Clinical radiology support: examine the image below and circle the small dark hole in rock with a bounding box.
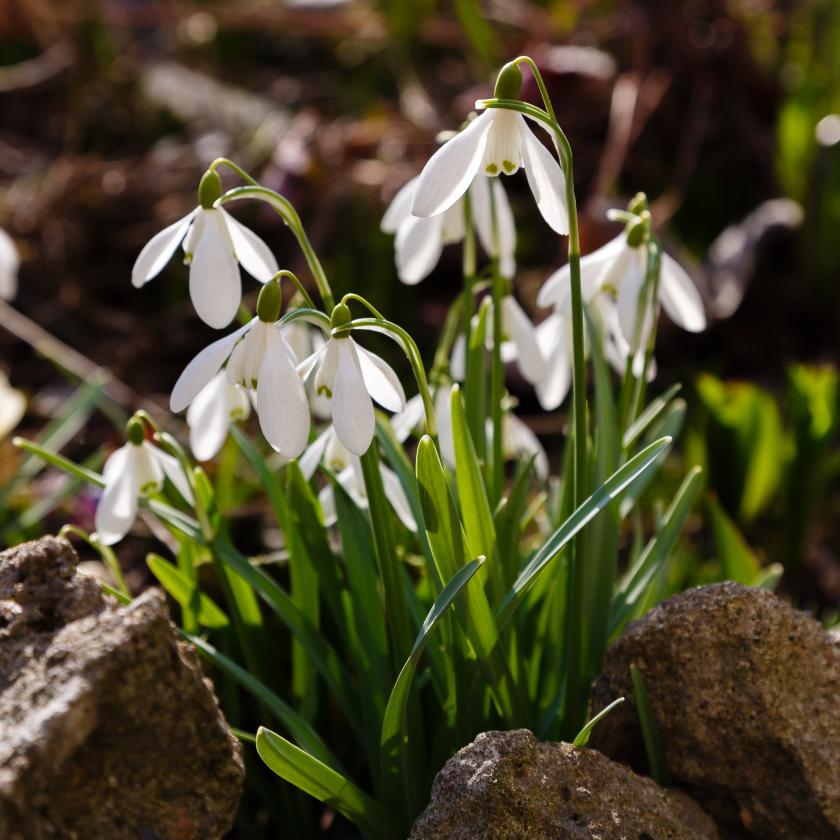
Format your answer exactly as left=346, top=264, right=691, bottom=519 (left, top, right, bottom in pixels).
left=561, top=786, right=570, bottom=801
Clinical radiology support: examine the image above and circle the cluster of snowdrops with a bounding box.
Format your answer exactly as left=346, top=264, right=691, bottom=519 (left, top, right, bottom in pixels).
left=17, top=58, right=708, bottom=836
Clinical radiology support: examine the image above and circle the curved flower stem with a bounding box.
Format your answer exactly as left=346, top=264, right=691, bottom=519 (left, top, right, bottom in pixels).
left=59, top=524, right=130, bottom=597
left=480, top=66, right=590, bottom=733
left=274, top=270, right=316, bottom=311
left=219, top=185, right=335, bottom=311
left=341, top=293, right=386, bottom=321
left=210, top=157, right=259, bottom=186
left=278, top=307, right=331, bottom=332
left=349, top=317, right=437, bottom=441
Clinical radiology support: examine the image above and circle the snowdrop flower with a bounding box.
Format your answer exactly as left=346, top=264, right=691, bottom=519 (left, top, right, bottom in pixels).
left=170, top=280, right=310, bottom=458
left=488, top=412, right=549, bottom=481
left=0, top=371, right=25, bottom=439
left=186, top=372, right=251, bottom=461
left=300, top=425, right=416, bottom=531
left=411, top=65, right=568, bottom=235
left=393, top=386, right=455, bottom=467
left=95, top=419, right=194, bottom=546
left=450, top=295, right=546, bottom=387
left=0, top=227, right=19, bottom=300
left=537, top=218, right=706, bottom=352
left=297, top=304, right=406, bottom=456
left=381, top=172, right=516, bottom=283
left=131, top=170, right=278, bottom=328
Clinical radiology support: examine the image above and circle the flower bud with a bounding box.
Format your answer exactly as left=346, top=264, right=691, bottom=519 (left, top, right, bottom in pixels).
left=256, top=279, right=282, bottom=322
left=494, top=61, right=523, bottom=100
left=198, top=169, right=223, bottom=209
left=126, top=417, right=145, bottom=446
left=627, top=191, right=648, bottom=216
left=330, top=303, right=352, bottom=331
left=625, top=210, right=651, bottom=248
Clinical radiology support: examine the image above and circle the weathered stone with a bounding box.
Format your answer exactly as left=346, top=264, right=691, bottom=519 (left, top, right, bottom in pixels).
left=409, top=729, right=718, bottom=839
left=590, top=582, right=840, bottom=838
left=0, top=536, right=244, bottom=839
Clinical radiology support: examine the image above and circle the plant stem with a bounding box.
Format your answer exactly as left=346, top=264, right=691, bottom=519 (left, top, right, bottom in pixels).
left=488, top=185, right=504, bottom=504
left=462, top=189, right=476, bottom=349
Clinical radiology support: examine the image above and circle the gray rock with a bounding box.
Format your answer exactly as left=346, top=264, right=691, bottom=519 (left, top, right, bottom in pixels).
left=590, top=582, right=840, bottom=838
left=409, top=728, right=718, bottom=839
left=0, top=536, right=244, bottom=839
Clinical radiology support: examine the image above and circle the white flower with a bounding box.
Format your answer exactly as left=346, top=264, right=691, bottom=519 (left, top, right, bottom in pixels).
left=381, top=173, right=516, bottom=283
left=95, top=438, right=194, bottom=546
left=0, top=228, right=20, bottom=301
left=131, top=206, right=278, bottom=329
left=489, top=412, right=549, bottom=481
left=449, top=295, right=546, bottom=387
left=298, top=335, right=405, bottom=456
left=0, top=371, right=25, bottom=439
left=170, top=317, right=310, bottom=458
left=186, top=372, right=251, bottom=461
left=537, top=233, right=706, bottom=352
left=300, top=425, right=416, bottom=532
left=411, top=109, right=569, bottom=235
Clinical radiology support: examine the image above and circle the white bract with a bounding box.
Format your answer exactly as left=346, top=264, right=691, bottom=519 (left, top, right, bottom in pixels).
left=131, top=206, right=278, bottom=329
left=300, top=425, right=416, bottom=531
left=170, top=317, right=310, bottom=458
left=411, top=109, right=569, bottom=235
left=298, top=334, right=406, bottom=456
left=186, top=372, right=251, bottom=461
left=538, top=233, right=706, bottom=352
left=381, top=173, right=516, bottom=283
left=0, top=371, right=25, bottom=439
left=0, top=228, right=19, bottom=301
left=95, top=439, right=193, bottom=546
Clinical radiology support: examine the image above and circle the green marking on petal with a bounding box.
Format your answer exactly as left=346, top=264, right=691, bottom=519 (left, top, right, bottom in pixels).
left=502, top=160, right=516, bottom=174
left=317, top=385, right=333, bottom=398
left=251, top=378, right=258, bottom=389
left=140, top=480, right=159, bottom=495
left=485, top=163, right=499, bottom=175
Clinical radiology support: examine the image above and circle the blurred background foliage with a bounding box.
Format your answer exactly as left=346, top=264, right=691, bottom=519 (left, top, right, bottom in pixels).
left=0, top=1, right=838, bottom=611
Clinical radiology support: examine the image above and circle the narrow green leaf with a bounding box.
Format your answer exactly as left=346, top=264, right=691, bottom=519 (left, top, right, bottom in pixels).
left=708, top=495, right=760, bottom=584
left=147, top=553, right=229, bottom=629
left=496, top=437, right=673, bottom=628
left=622, top=384, right=682, bottom=449
left=630, top=664, right=668, bottom=785
left=572, top=696, right=625, bottom=748
left=450, top=384, right=496, bottom=561
left=257, top=728, right=397, bottom=840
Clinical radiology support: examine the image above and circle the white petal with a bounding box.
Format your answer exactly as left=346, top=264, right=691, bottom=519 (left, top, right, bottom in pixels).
left=535, top=313, right=572, bottom=410
left=95, top=444, right=139, bottom=546
left=148, top=443, right=194, bottom=503
left=616, top=248, right=653, bottom=350
left=394, top=214, right=445, bottom=285
left=131, top=210, right=195, bottom=288
left=471, top=176, right=517, bottom=279
left=317, top=485, right=338, bottom=526
left=299, top=426, right=334, bottom=480
left=314, top=338, right=341, bottom=399
left=0, top=228, right=20, bottom=300
left=381, top=176, right=419, bottom=233
left=450, top=334, right=466, bottom=383
left=390, top=393, right=425, bottom=442
left=357, top=344, right=406, bottom=412
left=659, top=253, right=707, bottom=332
left=504, top=414, right=549, bottom=481
left=380, top=465, right=417, bottom=531
left=332, top=340, right=375, bottom=456
left=186, top=374, right=231, bottom=461
left=480, top=110, right=524, bottom=176
left=297, top=344, right=326, bottom=382
left=435, top=385, right=456, bottom=468
left=0, top=372, right=25, bottom=439
left=256, top=330, right=311, bottom=458
left=189, top=210, right=241, bottom=328
left=412, top=112, right=493, bottom=218
left=519, top=119, right=569, bottom=235
left=170, top=319, right=255, bottom=413
left=502, top=296, right=546, bottom=385
left=223, top=210, right=279, bottom=283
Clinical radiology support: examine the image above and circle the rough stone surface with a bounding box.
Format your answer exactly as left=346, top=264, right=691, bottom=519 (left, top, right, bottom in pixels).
left=590, top=582, right=840, bottom=838
left=0, top=536, right=244, bottom=839
left=409, top=729, right=719, bottom=839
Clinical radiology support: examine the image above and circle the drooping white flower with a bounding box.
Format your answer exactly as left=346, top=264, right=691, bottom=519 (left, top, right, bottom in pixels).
left=537, top=233, right=706, bottom=352
left=300, top=425, right=416, bottom=531
left=170, top=317, right=310, bottom=458
left=95, top=434, right=194, bottom=546
left=449, top=295, right=546, bottom=387
left=0, top=370, right=25, bottom=439
left=132, top=202, right=278, bottom=329
left=0, top=228, right=20, bottom=301
left=186, top=371, right=251, bottom=461
left=411, top=109, right=569, bottom=235
left=488, top=412, right=549, bottom=481
left=381, top=173, right=516, bottom=283
left=298, top=334, right=405, bottom=456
